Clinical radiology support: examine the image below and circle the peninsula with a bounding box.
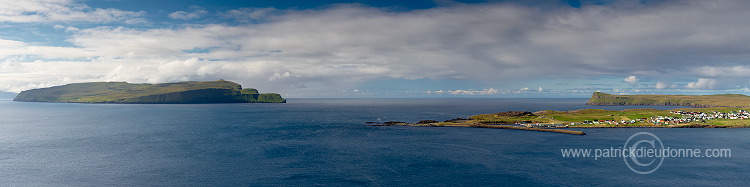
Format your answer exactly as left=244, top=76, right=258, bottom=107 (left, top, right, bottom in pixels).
left=586, top=92, right=750, bottom=108
left=13, top=80, right=286, bottom=104
left=374, top=92, right=750, bottom=135
left=375, top=107, right=750, bottom=135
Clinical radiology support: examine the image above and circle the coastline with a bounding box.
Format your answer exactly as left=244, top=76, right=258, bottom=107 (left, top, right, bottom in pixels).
left=371, top=122, right=587, bottom=135
left=566, top=125, right=750, bottom=128
left=368, top=93, right=750, bottom=135
left=369, top=120, right=750, bottom=136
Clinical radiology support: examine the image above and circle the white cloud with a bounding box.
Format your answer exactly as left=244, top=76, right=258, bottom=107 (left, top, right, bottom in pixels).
left=169, top=9, right=208, bottom=20
left=224, top=8, right=279, bottom=22
left=268, top=72, right=291, bottom=81
left=65, top=26, right=79, bottom=32
left=428, top=88, right=500, bottom=95
left=691, top=66, right=750, bottom=78
left=53, top=25, right=79, bottom=32
left=0, top=39, right=95, bottom=59
left=623, top=76, right=639, bottom=84
left=0, top=0, right=144, bottom=23
left=686, top=78, right=718, bottom=89
left=654, top=82, right=673, bottom=89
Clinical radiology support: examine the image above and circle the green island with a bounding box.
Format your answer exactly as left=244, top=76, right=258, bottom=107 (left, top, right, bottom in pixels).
left=374, top=92, right=750, bottom=135
left=13, top=80, right=285, bottom=104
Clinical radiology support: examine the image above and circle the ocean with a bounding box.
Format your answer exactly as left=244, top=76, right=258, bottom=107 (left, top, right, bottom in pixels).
left=0, top=98, right=748, bottom=186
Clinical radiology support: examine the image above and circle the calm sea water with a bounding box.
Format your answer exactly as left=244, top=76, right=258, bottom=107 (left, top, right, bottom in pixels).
left=1, top=98, right=748, bottom=186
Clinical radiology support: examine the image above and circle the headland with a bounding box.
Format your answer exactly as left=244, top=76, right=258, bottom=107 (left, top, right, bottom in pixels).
left=586, top=92, right=750, bottom=108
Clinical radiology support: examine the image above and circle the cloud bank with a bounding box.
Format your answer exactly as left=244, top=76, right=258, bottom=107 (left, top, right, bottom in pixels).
left=427, top=88, right=501, bottom=95
left=3, top=1, right=750, bottom=96
left=0, top=0, right=144, bottom=23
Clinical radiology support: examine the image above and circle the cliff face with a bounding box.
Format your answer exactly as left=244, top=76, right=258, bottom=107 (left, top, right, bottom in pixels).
left=256, top=93, right=286, bottom=103
left=586, top=92, right=748, bottom=108
left=586, top=92, right=662, bottom=105
left=13, top=80, right=286, bottom=104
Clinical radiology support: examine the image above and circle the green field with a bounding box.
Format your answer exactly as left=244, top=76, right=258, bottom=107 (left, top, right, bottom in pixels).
left=466, top=107, right=750, bottom=127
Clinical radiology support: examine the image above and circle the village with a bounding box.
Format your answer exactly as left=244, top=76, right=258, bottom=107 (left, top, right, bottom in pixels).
left=571, top=110, right=750, bottom=126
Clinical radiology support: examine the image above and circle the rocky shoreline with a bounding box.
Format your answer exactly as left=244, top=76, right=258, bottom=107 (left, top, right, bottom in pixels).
left=369, top=93, right=750, bottom=135
left=567, top=124, right=750, bottom=128
left=368, top=120, right=750, bottom=136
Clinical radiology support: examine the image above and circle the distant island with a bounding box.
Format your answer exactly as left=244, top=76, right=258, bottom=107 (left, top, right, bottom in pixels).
left=587, top=92, right=750, bottom=108
left=13, top=80, right=285, bottom=104
left=0, top=91, right=17, bottom=99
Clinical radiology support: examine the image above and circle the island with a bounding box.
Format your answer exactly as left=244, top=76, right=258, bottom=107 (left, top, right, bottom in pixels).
left=373, top=92, right=750, bottom=135
left=13, top=80, right=286, bottom=104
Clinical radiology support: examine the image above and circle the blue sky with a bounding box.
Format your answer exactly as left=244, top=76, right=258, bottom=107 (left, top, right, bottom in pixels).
left=2, top=0, right=750, bottom=98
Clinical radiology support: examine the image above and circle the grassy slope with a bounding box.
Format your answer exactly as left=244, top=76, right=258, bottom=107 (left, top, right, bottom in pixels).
left=587, top=92, right=750, bottom=107
left=14, top=80, right=285, bottom=103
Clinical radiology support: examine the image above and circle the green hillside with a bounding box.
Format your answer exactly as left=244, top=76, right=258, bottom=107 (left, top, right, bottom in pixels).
left=586, top=92, right=750, bottom=108
left=13, top=80, right=285, bottom=104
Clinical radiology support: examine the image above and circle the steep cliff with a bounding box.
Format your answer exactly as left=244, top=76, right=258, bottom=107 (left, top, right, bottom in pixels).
left=13, top=80, right=286, bottom=104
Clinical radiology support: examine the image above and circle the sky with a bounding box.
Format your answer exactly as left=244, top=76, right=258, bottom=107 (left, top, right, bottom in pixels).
left=2, top=0, right=750, bottom=98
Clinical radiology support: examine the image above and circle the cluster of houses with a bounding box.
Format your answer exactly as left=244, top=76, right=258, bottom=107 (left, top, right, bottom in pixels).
left=525, top=123, right=566, bottom=128
left=573, top=119, right=640, bottom=126
left=519, top=110, right=750, bottom=127
left=570, top=110, right=750, bottom=126
left=661, top=110, right=750, bottom=124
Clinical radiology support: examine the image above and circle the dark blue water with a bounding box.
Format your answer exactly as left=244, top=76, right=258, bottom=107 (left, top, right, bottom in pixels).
left=1, top=99, right=748, bottom=186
